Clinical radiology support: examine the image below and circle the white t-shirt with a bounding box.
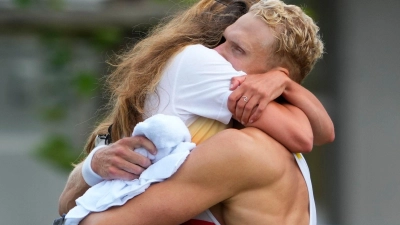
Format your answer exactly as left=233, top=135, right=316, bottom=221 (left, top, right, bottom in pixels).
left=144, top=44, right=246, bottom=126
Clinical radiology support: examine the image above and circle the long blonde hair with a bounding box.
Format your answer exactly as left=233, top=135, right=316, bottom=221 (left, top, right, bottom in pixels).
left=84, top=0, right=254, bottom=153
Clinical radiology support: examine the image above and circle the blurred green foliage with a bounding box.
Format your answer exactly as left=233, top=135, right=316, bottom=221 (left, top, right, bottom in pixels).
left=91, top=28, right=124, bottom=51
left=36, top=135, right=84, bottom=171
left=13, top=0, right=65, bottom=9
left=72, top=71, right=98, bottom=97
left=33, top=29, right=119, bottom=171
left=13, top=0, right=32, bottom=8
left=31, top=28, right=122, bottom=171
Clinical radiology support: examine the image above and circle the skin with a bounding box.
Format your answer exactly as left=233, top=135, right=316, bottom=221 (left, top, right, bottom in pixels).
left=221, top=13, right=334, bottom=145
left=81, top=128, right=310, bottom=225
left=79, top=12, right=314, bottom=225
left=58, top=10, right=334, bottom=216
left=58, top=137, right=157, bottom=214
left=229, top=73, right=335, bottom=145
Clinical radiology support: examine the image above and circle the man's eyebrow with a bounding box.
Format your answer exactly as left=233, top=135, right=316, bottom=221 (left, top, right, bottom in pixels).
left=223, top=29, right=250, bottom=52
left=231, top=36, right=251, bottom=53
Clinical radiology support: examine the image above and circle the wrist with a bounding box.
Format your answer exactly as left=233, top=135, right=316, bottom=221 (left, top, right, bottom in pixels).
left=82, top=145, right=106, bottom=186
left=274, top=67, right=289, bottom=77
left=282, top=78, right=295, bottom=97
left=273, top=67, right=291, bottom=89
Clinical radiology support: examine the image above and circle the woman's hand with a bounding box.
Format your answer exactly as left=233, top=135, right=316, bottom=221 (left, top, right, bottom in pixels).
left=228, top=68, right=290, bottom=124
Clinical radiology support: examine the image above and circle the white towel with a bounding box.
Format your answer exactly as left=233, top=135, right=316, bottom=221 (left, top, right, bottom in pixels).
left=64, top=114, right=196, bottom=225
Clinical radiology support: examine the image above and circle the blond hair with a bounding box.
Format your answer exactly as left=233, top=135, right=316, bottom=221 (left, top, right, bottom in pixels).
left=84, top=0, right=254, bottom=153
left=250, top=0, right=324, bottom=83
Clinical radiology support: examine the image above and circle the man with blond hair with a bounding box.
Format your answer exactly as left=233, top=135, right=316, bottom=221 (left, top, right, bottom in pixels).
left=74, top=1, right=326, bottom=225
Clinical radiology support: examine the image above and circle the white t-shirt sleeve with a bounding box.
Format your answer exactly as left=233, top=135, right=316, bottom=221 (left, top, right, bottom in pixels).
left=171, top=45, right=245, bottom=124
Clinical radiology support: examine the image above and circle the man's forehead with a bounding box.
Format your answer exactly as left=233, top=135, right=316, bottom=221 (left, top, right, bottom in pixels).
left=224, top=24, right=251, bottom=51
left=227, top=13, right=275, bottom=52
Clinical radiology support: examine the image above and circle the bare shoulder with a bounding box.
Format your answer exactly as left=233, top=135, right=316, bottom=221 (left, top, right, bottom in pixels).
left=197, top=128, right=294, bottom=187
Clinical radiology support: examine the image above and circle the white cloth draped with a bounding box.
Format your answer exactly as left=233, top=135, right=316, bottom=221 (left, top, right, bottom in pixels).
left=64, top=114, right=196, bottom=225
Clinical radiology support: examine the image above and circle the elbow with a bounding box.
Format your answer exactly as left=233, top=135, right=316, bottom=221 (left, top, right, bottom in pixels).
left=58, top=192, right=75, bottom=216
left=301, top=134, right=314, bottom=153
left=58, top=199, right=68, bottom=216
left=326, top=130, right=335, bottom=144
left=327, top=124, right=336, bottom=143
left=297, top=126, right=314, bottom=153
left=289, top=132, right=313, bottom=154
left=58, top=195, right=66, bottom=216
left=316, top=123, right=336, bottom=145
left=323, top=121, right=335, bottom=144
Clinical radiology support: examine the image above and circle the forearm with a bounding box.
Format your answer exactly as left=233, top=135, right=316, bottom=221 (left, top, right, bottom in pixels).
left=81, top=129, right=270, bottom=225
left=246, top=102, right=313, bottom=153
left=80, top=131, right=240, bottom=225
left=58, top=162, right=90, bottom=215
left=82, top=128, right=289, bottom=225
left=282, top=81, right=335, bottom=145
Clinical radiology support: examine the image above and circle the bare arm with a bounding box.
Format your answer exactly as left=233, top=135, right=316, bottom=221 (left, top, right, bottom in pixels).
left=58, top=162, right=89, bottom=215
left=246, top=102, right=314, bottom=153
left=282, top=80, right=335, bottom=145
left=229, top=69, right=334, bottom=150
left=80, top=128, right=281, bottom=225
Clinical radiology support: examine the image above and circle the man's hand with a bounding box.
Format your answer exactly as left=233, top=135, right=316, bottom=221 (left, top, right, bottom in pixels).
left=58, top=136, right=157, bottom=214
left=228, top=68, right=290, bottom=124
left=92, top=136, right=157, bottom=180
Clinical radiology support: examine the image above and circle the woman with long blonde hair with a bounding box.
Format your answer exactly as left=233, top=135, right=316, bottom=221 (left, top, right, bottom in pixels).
left=84, top=0, right=259, bottom=152
left=58, top=0, right=333, bottom=222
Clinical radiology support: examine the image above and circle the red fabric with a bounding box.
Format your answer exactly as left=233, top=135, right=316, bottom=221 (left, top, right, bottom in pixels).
left=181, top=219, right=215, bottom=225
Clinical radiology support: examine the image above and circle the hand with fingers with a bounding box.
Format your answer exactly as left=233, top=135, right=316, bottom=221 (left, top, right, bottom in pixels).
left=91, top=136, right=157, bottom=181
left=228, top=67, right=290, bottom=125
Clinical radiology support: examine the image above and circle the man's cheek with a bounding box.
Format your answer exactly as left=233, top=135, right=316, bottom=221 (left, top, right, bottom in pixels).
left=230, top=59, right=242, bottom=72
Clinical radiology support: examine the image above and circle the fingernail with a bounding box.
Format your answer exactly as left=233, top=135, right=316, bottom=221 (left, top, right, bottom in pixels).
left=249, top=120, right=253, bottom=123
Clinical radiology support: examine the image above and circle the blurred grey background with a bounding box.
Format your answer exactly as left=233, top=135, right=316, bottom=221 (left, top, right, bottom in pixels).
left=0, top=0, right=399, bottom=224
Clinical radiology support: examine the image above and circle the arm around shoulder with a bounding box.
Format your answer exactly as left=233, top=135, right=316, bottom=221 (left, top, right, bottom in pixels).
left=81, top=128, right=276, bottom=225
left=247, top=101, right=314, bottom=153
left=283, top=81, right=335, bottom=145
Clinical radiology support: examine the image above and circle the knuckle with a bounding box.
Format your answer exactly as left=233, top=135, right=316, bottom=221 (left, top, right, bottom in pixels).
left=237, top=104, right=244, bottom=110
left=244, top=104, right=253, bottom=111
left=241, top=81, right=249, bottom=87
left=108, top=167, right=118, bottom=177
left=135, top=136, right=145, bottom=145
left=228, top=95, right=237, bottom=102
left=119, top=137, right=133, bottom=146
left=258, top=102, right=266, bottom=109
left=130, top=174, right=139, bottom=180
left=120, top=137, right=131, bottom=145
left=138, top=157, right=150, bottom=167
left=116, top=137, right=127, bottom=145
left=113, top=147, right=124, bottom=157
left=259, top=91, right=267, bottom=98
left=110, top=155, right=121, bottom=166
left=132, top=166, right=145, bottom=175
